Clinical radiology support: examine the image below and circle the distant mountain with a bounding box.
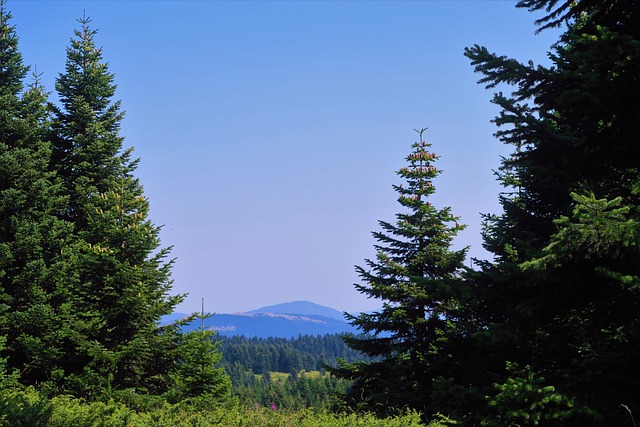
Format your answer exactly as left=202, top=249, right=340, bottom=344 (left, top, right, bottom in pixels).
left=203, top=312, right=356, bottom=338
left=164, top=301, right=359, bottom=338
left=249, top=300, right=347, bottom=321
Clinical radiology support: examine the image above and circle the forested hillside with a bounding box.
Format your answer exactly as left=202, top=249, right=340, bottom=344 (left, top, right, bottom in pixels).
left=215, top=334, right=374, bottom=409
left=218, top=334, right=372, bottom=374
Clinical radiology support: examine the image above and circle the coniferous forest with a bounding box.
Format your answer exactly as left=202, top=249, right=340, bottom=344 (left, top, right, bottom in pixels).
left=1, top=0, right=639, bottom=425
left=216, top=334, right=377, bottom=410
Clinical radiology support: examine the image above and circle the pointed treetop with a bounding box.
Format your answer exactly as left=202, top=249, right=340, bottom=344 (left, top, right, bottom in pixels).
left=0, top=0, right=27, bottom=97
left=395, top=127, right=441, bottom=208
left=56, top=10, right=116, bottom=118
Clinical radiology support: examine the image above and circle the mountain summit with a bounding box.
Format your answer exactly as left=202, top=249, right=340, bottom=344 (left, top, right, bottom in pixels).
left=249, top=301, right=346, bottom=321
left=168, top=301, right=357, bottom=338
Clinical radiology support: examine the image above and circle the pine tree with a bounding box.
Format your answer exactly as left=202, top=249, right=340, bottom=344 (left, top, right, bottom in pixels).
left=462, top=0, right=640, bottom=423
left=49, top=14, right=184, bottom=397
left=335, top=129, right=467, bottom=416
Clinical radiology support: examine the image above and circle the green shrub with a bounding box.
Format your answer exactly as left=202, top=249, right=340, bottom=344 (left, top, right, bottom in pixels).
left=482, top=363, right=596, bottom=426
left=0, top=386, right=457, bottom=426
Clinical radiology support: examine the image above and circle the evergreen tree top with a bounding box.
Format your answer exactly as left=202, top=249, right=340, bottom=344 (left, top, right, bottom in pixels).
left=394, top=128, right=439, bottom=203
left=55, top=13, right=120, bottom=127
left=383, top=129, right=465, bottom=257
left=0, top=0, right=27, bottom=98
left=349, top=128, right=467, bottom=333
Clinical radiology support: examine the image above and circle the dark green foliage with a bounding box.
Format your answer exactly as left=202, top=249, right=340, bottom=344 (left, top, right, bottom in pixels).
left=230, top=369, right=352, bottom=411
left=51, top=14, right=128, bottom=224
left=335, top=130, right=467, bottom=416
left=0, top=6, right=198, bottom=403
left=0, top=0, right=25, bottom=97
left=0, top=0, right=71, bottom=389
left=459, top=0, right=640, bottom=424
left=218, top=334, right=369, bottom=410
left=0, top=4, right=232, bottom=407
left=43, top=15, right=185, bottom=398
left=482, top=362, right=596, bottom=427
left=334, top=2, right=640, bottom=423
left=218, top=334, right=373, bottom=374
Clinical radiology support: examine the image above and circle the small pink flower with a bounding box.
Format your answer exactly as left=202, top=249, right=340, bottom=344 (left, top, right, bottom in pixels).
left=271, top=403, right=277, bottom=410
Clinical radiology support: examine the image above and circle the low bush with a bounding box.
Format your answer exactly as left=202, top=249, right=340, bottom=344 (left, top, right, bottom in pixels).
left=0, top=386, right=455, bottom=426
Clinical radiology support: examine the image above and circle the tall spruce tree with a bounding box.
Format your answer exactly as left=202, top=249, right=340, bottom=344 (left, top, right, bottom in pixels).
left=335, top=129, right=467, bottom=416
left=49, top=15, right=184, bottom=397
left=462, top=0, right=640, bottom=424
left=0, top=0, right=70, bottom=388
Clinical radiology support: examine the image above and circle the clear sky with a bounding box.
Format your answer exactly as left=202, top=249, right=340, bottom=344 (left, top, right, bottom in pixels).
left=9, top=1, right=560, bottom=315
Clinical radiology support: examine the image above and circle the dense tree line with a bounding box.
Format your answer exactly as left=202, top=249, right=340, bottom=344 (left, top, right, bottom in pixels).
left=215, top=334, right=371, bottom=410
left=335, top=0, right=640, bottom=425
left=0, top=2, right=229, bottom=406
left=230, top=369, right=351, bottom=410
left=217, top=334, right=374, bottom=375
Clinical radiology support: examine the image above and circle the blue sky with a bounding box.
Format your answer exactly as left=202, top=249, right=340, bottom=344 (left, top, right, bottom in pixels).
left=10, top=1, right=560, bottom=315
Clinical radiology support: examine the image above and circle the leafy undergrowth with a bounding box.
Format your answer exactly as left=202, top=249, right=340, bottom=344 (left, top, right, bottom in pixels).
left=0, top=386, right=454, bottom=427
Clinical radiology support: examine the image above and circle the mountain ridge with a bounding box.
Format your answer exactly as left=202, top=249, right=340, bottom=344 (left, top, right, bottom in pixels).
left=165, top=301, right=359, bottom=338
left=248, top=300, right=347, bottom=321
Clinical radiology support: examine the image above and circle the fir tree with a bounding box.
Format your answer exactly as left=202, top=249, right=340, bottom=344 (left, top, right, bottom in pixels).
left=462, top=0, right=640, bottom=423
left=335, top=129, right=467, bottom=416
left=49, top=14, right=184, bottom=397
left=0, top=0, right=70, bottom=388
left=166, top=313, right=231, bottom=405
